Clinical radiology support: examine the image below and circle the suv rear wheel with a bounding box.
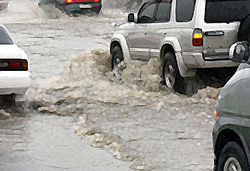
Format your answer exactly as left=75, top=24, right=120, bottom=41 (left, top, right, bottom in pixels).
left=162, top=52, right=185, bottom=94
left=216, top=142, right=249, bottom=171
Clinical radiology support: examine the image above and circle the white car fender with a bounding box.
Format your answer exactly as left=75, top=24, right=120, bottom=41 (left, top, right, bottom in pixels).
left=111, top=33, right=131, bottom=63
left=19, top=47, right=28, bottom=59
left=160, top=37, right=196, bottom=77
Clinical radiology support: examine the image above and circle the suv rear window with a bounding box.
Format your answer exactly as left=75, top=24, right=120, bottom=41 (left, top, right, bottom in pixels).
left=205, top=0, right=249, bottom=23
left=0, top=27, right=13, bottom=44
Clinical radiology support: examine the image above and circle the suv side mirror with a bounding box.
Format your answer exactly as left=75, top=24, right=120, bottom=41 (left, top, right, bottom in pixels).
left=128, top=13, right=135, bottom=23
left=229, top=42, right=249, bottom=63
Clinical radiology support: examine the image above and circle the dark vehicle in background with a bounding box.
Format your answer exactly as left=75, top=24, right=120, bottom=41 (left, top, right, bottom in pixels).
left=38, top=0, right=102, bottom=15
left=213, top=41, right=250, bottom=171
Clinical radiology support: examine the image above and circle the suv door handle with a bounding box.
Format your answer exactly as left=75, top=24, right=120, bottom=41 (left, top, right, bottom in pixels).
left=205, top=31, right=224, bottom=36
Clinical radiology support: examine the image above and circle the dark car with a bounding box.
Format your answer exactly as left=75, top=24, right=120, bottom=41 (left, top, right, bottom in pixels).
left=213, top=41, right=250, bottom=171
left=39, top=0, right=102, bottom=15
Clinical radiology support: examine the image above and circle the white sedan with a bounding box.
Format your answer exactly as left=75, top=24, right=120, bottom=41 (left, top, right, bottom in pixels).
left=0, top=25, right=31, bottom=105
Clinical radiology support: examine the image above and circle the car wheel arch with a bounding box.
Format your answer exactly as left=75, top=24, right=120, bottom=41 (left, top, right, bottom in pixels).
left=160, top=44, right=177, bottom=80
left=160, top=41, right=196, bottom=77
left=111, top=34, right=131, bottom=63
left=160, top=44, right=176, bottom=63
left=215, top=128, right=249, bottom=166
left=110, top=41, right=122, bottom=54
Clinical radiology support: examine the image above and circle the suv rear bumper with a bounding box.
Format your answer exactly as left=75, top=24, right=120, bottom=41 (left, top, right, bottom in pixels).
left=182, top=52, right=239, bottom=68
left=60, top=2, right=102, bottom=13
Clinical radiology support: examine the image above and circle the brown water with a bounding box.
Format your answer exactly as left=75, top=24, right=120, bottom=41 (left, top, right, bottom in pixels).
left=0, top=1, right=133, bottom=170
left=0, top=111, right=132, bottom=171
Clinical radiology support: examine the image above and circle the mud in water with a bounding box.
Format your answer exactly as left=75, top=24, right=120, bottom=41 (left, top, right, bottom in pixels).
left=103, top=0, right=142, bottom=11
left=26, top=50, right=183, bottom=170
left=28, top=50, right=185, bottom=113
left=0, top=1, right=224, bottom=170
left=26, top=50, right=219, bottom=170
left=28, top=50, right=222, bottom=112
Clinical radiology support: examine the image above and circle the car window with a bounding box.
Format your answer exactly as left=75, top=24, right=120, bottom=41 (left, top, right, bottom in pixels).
left=0, top=27, right=13, bottom=45
left=155, top=2, right=172, bottom=23
left=205, top=0, right=249, bottom=23
left=176, top=0, right=196, bottom=22
left=138, top=2, right=157, bottom=23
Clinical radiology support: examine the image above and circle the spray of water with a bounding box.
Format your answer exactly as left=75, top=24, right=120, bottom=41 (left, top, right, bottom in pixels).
left=103, top=0, right=142, bottom=10
left=28, top=50, right=221, bottom=116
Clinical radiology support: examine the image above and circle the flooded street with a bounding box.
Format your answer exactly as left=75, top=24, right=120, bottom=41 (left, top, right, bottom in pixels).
left=0, top=113, right=132, bottom=171
left=0, top=0, right=218, bottom=170
left=1, top=1, right=132, bottom=170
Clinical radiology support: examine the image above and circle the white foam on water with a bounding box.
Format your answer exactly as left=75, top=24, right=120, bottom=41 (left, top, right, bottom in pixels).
left=27, top=50, right=189, bottom=115
left=0, top=0, right=70, bottom=24
left=0, top=0, right=141, bottom=24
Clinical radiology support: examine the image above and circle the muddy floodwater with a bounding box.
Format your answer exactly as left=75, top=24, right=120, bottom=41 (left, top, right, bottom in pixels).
left=0, top=113, right=132, bottom=171
left=0, top=0, right=218, bottom=170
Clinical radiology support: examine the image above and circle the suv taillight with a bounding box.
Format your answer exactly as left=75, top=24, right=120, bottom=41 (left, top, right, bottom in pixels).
left=0, top=59, right=28, bottom=71
left=192, top=28, right=203, bottom=47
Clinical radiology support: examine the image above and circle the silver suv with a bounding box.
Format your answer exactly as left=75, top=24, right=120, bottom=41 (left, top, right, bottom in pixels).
left=110, top=0, right=249, bottom=93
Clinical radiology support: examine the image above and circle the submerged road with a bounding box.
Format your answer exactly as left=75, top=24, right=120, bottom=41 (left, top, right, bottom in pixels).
left=0, top=1, right=215, bottom=170
left=0, top=1, right=131, bottom=170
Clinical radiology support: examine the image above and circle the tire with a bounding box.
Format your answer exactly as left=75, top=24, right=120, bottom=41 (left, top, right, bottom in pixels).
left=162, top=52, right=185, bottom=94
left=13, top=101, right=25, bottom=114
left=111, top=46, right=124, bottom=70
left=54, top=3, right=74, bottom=16
left=38, top=0, right=55, bottom=6
left=55, top=2, right=64, bottom=11
left=92, top=6, right=101, bottom=14
left=0, top=95, right=25, bottom=114
left=216, top=142, right=249, bottom=171
left=13, top=95, right=26, bottom=114
left=0, top=95, right=13, bottom=107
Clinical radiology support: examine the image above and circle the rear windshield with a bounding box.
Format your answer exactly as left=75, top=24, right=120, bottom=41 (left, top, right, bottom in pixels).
left=0, top=27, right=13, bottom=44
left=205, top=0, right=250, bottom=23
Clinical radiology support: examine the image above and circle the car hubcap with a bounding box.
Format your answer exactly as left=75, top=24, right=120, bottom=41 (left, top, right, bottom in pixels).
left=113, top=54, right=121, bottom=69
left=116, top=58, right=121, bottom=65
left=224, top=157, right=242, bottom=171
left=164, top=64, right=176, bottom=89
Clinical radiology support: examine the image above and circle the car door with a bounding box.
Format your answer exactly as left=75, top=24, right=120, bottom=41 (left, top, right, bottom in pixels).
left=238, top=64, right=250, bottom=153
left=240, top=64, right=250, bottom=115
left=126, top=1, right=157, bottom=61
left=147, top=0, right=172, bottom=59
